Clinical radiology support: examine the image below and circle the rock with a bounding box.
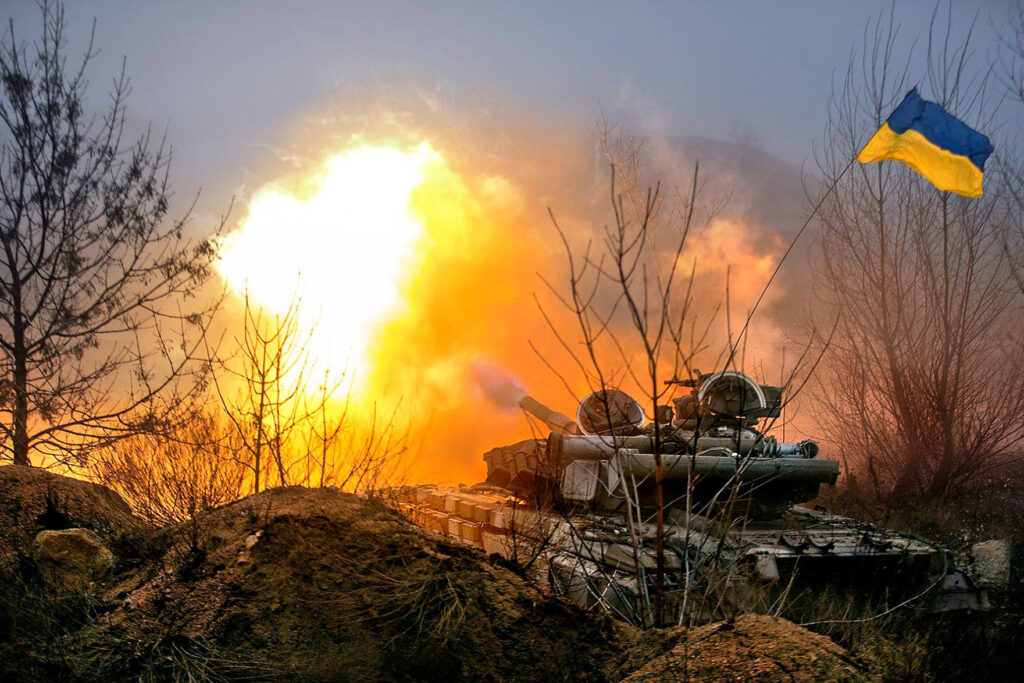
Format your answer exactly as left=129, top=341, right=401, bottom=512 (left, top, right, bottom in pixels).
left=33, top=528, right=114, bottom=590
left=244, top=530, right=263, bottom=549
left=972, top=539, right=1011, bottom=589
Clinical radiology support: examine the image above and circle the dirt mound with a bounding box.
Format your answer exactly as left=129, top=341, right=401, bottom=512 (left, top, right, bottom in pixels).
left=622, top=614, right=864, bottom=682
left=96, top=486, right=631, bottom=681
left=0, top=465, right=142, bottom=564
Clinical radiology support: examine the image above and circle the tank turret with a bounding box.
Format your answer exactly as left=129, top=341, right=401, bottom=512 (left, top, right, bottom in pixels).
left=488, top=371, right=832, bottom=516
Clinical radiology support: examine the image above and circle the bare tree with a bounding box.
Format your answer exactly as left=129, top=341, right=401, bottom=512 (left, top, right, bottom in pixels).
left=0, top=2, right=221, bottom=467
left=997, top=1, right=1024, bottom=106
left=211, top=289, right=408, bottom=495
left=808, top=5, right=1024, bottom=510
left=303, top=368, right=347, bottom=488
left=541, top=121, right=730, bottom=626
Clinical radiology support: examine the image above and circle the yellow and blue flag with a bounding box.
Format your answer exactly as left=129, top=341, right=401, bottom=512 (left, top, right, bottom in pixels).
left=857, top=88, right=993, bottom=197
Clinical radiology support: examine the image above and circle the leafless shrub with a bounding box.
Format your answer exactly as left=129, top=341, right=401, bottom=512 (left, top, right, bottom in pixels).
left=208, top=288, right=408, bottom=496
left=330, top=399, right=409, bottom=495
left=211, top=291, right=314, bottom=492
left=89, top=409, right=244, bottom=526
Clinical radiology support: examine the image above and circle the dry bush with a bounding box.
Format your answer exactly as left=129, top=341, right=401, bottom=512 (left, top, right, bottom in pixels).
left=89, top=410, right=245, bottom=526
left=540, top=121, right=820, bottom=629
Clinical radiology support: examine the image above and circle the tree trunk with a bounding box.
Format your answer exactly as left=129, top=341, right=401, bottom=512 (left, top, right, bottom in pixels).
left=11, top=276, right=29, bottom=467
left=12, top=345, right=29, bottom=466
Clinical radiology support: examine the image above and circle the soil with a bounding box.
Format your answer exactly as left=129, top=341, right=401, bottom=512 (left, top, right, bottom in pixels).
left=622, top=616, right=865, bottom=682
left=0, top=466, right=868, bottom=682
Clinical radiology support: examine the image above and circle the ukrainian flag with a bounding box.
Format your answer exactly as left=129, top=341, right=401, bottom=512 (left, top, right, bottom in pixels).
left=857, top=88, right=993, bottom=197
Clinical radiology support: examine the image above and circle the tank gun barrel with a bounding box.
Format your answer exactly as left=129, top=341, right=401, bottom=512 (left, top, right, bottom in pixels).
left=518, top=395, right=579, bottom=435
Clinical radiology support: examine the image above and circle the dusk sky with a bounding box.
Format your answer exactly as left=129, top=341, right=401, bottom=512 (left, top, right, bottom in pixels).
left=7, top=1, right=1012, bottom=216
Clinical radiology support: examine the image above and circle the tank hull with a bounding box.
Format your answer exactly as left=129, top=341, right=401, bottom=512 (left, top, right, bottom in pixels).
left=393, top=482, right=985, bottom=625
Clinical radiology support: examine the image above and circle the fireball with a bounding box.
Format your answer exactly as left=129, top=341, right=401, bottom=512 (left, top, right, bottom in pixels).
left=216, top=142, right=440, bottom=380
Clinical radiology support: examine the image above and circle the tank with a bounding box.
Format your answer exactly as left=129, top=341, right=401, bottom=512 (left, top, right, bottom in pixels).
left=395, top=370, right=985, bottom=626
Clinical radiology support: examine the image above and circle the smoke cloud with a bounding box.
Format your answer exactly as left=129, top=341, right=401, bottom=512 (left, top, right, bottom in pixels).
left=470, top=359, right=527, bottom=413
left=218, top=85, right=812, bottom=485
